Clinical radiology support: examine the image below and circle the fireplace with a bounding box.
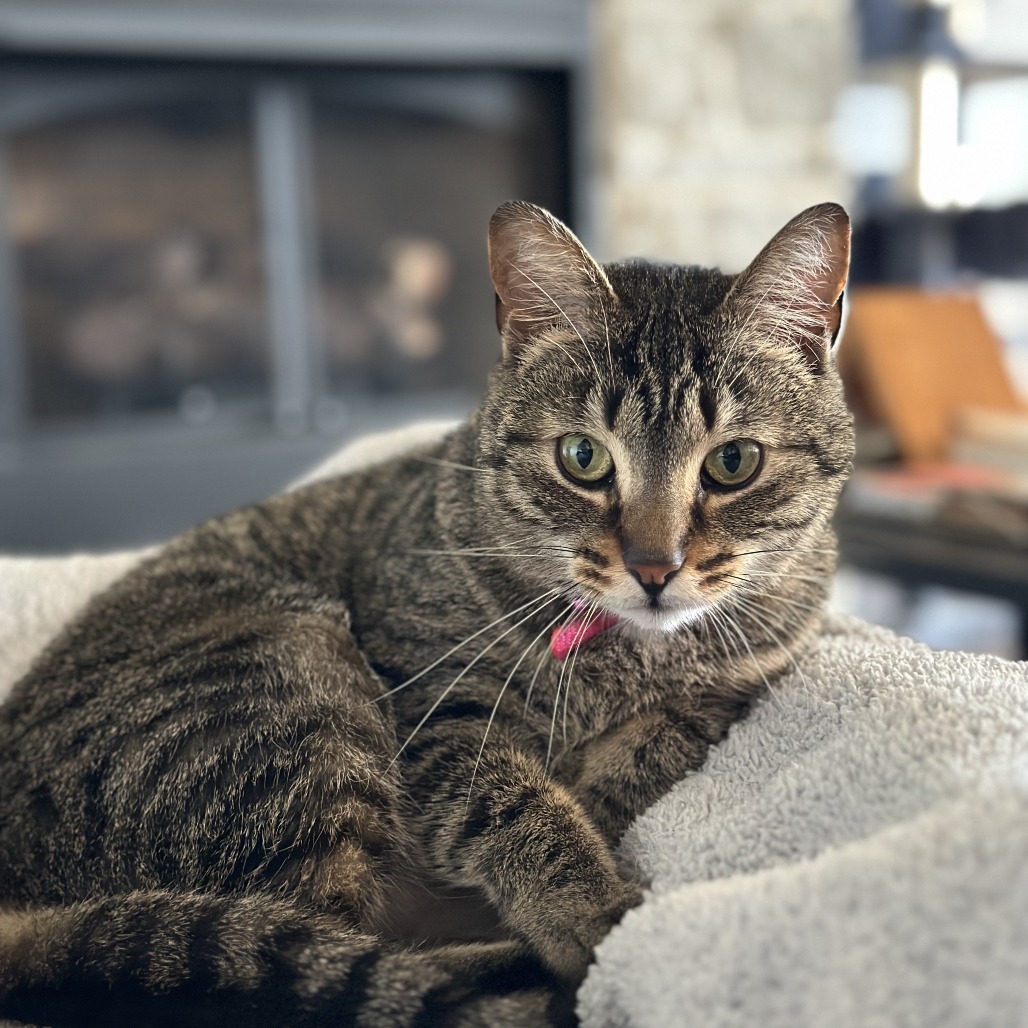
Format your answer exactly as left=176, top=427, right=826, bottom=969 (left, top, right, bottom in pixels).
left=0, top=0, right=589, bottom=550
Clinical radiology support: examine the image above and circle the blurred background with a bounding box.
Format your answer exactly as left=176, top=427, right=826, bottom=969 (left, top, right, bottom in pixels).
left=0, top=0, right=1025, bottom=657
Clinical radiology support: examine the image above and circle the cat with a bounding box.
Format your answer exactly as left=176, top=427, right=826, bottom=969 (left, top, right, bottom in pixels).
left=0, top=199, right=853, bottom=1027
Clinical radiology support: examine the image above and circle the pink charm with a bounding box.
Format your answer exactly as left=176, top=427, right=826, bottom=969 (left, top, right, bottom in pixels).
left=550, top=607, right=619, bottom=661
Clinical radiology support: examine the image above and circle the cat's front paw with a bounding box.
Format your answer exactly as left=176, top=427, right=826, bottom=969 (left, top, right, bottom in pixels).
left=512, top=875, right=642, bottom=982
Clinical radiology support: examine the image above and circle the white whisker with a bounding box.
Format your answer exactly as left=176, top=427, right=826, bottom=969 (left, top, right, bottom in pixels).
left=726, top=577, right=827, bottom=617
left=716, top=604, right=786, bottom=711
left=729, top=592, right=811, bottom=696
left=408, top=542, right=577, bottom=557
left=731, top=546, right=838, bottom=559
left=728, top=570, right=833, bottom=585
left=547, top=602, right=596, bottom=768
left=408, top=550, right=574, bottom=560
left=376, top=587, right=562, bottom=703
left=560, top=601, right=598, bottom=748
left=703, top=605, right=743, bottom=665
left=522, top=602, right=577, bottom=718
left=412, top=455, right=490, bottom=474
left=726, top=572, right=834, bottom=622
left=464, top=604, right=573, bottom=812
left=389, top=588, right=567, bottom=767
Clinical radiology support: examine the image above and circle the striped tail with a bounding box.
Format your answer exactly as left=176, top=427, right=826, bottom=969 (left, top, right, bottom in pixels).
left=0, top=892, right=575, bottom=1027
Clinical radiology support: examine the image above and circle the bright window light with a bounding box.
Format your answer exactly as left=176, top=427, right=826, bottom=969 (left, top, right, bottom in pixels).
left=918, top=60, right=961, bottom=209
left=963, top=77, right=1028, bottom=207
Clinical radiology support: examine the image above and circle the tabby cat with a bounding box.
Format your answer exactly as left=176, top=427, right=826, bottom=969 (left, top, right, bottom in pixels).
left=0, top=200, right=853, bottom=1027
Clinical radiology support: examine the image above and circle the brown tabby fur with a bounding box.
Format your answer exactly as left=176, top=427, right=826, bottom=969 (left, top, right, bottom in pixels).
left=0, top=201, right=853, bottom=1027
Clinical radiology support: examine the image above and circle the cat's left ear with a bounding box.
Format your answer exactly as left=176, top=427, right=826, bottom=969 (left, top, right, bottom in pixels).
left=488, top=201, right=616, bottom=358
left=726, top=203, right=850, bottom=372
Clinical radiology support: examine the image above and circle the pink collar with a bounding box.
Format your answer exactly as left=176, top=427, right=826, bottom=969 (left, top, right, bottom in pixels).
left=550, top=606, right=619, bottom=661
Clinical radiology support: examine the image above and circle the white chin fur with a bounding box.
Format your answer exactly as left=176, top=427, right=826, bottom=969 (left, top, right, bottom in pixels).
left=615, top=603, right=707, bottom=634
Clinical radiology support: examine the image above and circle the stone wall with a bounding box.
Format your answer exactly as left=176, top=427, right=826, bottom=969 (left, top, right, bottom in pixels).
left=594, top=0, right=855, bottom=271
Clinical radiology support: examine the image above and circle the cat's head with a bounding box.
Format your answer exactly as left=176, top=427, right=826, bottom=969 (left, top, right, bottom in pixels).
left=474, top=201, right=854, bottom=634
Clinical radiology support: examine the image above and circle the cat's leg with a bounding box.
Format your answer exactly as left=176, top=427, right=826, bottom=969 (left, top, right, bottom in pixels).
left=159, top=594, right=409, bottom=930
left=401, top=712, right=642, bottom=980
left=26, top=559, right=413, bottom=933
left=561, top=694, right=753, bottom=841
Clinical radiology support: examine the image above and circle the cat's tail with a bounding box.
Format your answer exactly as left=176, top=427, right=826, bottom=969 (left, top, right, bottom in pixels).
left=0, top=891, right=575, bottom=1027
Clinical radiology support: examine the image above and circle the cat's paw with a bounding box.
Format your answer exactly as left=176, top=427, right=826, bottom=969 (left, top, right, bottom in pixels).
left=512, top=876, right=643, bottom=982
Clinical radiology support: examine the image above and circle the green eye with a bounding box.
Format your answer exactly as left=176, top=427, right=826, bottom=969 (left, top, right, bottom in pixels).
left=559, top=434, right=614, bottom=483
left=703, top=440, right=762, bottom=488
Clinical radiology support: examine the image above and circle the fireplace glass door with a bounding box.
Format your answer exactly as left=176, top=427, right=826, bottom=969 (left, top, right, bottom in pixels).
left=0, top=57, right=571, bottom=550
left=8, top=76, right=269, bottom=430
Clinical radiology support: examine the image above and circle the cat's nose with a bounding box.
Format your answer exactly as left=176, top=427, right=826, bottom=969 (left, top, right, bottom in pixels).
left=624, top=553, right=683, bottom=596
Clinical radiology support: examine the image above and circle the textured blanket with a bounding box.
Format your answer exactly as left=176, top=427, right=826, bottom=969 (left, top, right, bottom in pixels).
left=3, top=424, right=1027, bottom=1027
left=579, top=615, right=1028, bottom=1027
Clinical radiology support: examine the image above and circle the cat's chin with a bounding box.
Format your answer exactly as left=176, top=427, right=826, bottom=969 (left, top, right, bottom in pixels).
left=613, top=603, right=707, bottom=635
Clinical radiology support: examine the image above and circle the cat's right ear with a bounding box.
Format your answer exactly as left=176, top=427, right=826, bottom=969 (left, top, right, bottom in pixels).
left=726, top=203, right=851, bottom=372
left=488, top=201, right=615, bottom=358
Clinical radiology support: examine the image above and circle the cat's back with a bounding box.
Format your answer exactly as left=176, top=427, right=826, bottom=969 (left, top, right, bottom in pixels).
left=0, top=434, right=458, bottom=903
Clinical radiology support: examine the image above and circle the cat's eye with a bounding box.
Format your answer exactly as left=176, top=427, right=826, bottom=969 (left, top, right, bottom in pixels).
left=558, top=434, right=614, bottom=484
left=703, top=440, right=762, bottom=488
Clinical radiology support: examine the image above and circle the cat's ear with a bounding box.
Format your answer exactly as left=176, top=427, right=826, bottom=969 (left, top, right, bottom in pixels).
left=726, top=203, right=850, bottom=372
left=488, top=201, right=615, bottom=357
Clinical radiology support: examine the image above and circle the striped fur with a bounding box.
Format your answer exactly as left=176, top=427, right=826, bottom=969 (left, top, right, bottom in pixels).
left=0, top=202, right=853, bottom=1026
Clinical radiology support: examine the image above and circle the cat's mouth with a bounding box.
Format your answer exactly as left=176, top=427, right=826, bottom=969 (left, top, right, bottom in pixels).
left=550, top=597, right=685, bottom=661
left=619, top=601, right=707, bottom=634
left=565, top=565, right=712, bottom=637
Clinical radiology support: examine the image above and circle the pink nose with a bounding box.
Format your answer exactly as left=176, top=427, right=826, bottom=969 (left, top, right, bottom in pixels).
left=624, top=554, right=683, bottom=594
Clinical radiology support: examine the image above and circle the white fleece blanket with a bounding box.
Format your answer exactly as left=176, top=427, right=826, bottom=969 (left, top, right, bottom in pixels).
left=579, top=615, right=1028, bottom=1027
left=3, top=424, right=1027, bottom=1027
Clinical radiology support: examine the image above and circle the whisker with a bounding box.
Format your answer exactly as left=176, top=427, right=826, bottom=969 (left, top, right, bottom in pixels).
left=764, top=593, right=828, bottom=616
left=731, top=546, right=838, bottom=559
left=376, top=587, right=563, bottom=703
left=388, top=588, right=567, bottom=767
left=522, top=602, right=577, bottom=717
left=726, top=583, right=815, bottom=635
left=715, top=605, right=786, bottom=711
left=523, top=649, right=552, bottom=716
left=407, top=542, right=577, bottom=557
left=560, top=601, right=598, bottom=747
left=703, top=605, right=742, bottom=665
left=727, top=570, right=833, bottom=584
left=407, top=550, right=574, bottom=560
left=547, top=603, right=596, bottom=768
left=725, top=574, right=835, bottom=622
left=412, top=455, right=490, bottom=474
left=464, top=604, right=573, bottom=812
left=706, top=604, right=756, bottom=688
left=725, top=577, right=828, bottom=617
left=737, top=598, right=812, bottom=638
left=730, top=593, right=809, bottom=683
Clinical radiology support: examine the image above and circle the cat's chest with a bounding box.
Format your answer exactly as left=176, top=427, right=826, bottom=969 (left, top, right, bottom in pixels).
left=525, top=627, right=698, bottom=735
left=337, top=493, right=709, bottom=741
left=351, top=567, right=703, bottom=745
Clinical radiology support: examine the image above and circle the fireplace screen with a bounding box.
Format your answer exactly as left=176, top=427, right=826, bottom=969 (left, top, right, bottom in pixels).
left=11, top=85, right=269, bottom=426
left=0, top=58, right=572, bottom=550
left=1, top=61, right=569, bottom=436
left=311, top=73, right=567, bottom=403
